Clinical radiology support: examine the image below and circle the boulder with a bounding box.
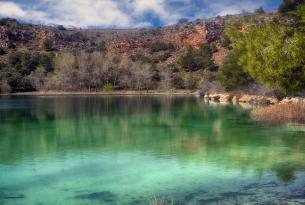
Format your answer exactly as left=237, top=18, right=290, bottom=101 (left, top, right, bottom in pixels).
left=218, top=94, right=232, bottom=103
left=280, top=97, right=305, bottom=104
left=239, top=95, right=278, bottom=105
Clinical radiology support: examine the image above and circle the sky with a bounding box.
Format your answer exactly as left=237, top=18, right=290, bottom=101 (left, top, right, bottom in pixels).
left=0, top=0, right=282, bottom=28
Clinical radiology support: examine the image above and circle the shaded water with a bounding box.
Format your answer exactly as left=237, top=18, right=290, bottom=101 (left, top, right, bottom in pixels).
left=0, top=95, right=305, bottom=205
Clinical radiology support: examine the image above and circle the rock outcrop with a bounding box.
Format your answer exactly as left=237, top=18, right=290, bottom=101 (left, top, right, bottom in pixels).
left=203, top=93, right=278, bottom=105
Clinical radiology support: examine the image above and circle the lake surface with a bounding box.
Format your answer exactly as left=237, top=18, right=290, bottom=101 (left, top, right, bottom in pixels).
left=0, top=96, right=305, bottom=205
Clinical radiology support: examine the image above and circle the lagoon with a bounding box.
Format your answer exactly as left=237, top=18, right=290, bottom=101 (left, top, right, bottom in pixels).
left=0, top=96, right=305, bottom=204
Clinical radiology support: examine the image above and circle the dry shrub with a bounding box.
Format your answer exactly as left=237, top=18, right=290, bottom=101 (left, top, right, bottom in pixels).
left=0, top=81, right=12, bottom=93
left=251, top=101, right=305, bottom=124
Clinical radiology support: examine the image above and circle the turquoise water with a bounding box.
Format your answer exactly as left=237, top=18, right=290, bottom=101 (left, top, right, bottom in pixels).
left=0, top=95, right=305, bottom=205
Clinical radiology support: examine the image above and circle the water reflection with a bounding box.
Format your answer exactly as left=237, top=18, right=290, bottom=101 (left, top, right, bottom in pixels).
left=0, top=96, right=305, bottom=204
left=1, top=96, right=305, bottom=182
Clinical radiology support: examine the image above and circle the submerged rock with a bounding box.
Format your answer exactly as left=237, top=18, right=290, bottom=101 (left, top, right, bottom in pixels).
left=0, top=193, right=24, bottom=199
left=75, top=191, right=116, bottom=202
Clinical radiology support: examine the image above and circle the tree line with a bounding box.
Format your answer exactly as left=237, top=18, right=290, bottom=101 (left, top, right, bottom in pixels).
left=0, top=37, right=217, bottom=93
left=0, top=47, right=216, bottom=93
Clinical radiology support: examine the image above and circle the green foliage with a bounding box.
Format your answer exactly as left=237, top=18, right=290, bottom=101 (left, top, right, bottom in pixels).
left=103, top=83, right=115, bottom=91
left=157, top=52, right=172, bottom=62
left=171, top=75, right=185, bottom=89
left=1, top=52, right=55, bottom=92
left=217, top=50, right=253, bottom=91
left=150, top=41, right=174, bottom=53
left=130, top=53, right=155, bottom=65
left=0, top=47, right=6, bottom=55
left=43, top=39, right=54, bottom=51
left=39, top=53, right=55, bottom=73
left=184, top=73, right=200, bottom=89
left=220, top=34, right=231, bottom=48
left=225, top=15, right=305, bottom=94
left=297, top=4, right=305, bottom=22
left=179, top=44, right=214, bottom=71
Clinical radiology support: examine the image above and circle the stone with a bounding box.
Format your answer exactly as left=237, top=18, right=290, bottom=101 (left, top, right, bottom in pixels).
left=239, top=95, right=277, bottom=105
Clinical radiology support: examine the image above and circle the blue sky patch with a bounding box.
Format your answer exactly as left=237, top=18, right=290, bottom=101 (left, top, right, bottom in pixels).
left=0, top=0, right=283, bottom=28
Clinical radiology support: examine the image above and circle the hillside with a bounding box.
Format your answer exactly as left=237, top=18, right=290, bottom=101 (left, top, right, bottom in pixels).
left=0, top=14, right=267, bottom=65
left=0, top=11, right=296, bottom=95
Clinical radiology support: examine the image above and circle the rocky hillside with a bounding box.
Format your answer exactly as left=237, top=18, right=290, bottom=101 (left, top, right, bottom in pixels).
left=0, top=15, right=236, bottom=65
left=0, top=13, right=278, bottom=94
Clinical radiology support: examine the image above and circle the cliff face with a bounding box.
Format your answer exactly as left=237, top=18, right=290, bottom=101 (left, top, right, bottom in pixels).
left=0, top=16, right=229, bottom=65
left=106, top=18, right=226, bottom=60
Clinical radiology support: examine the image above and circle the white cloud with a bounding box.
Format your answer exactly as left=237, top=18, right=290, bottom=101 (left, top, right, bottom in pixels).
left=202, top=0, right=267, bottom=17
left=126, top=0, right=182, bottom=25
left=44, top=0, right=131, bottom=27
left=131, top=0, right=168, bottom=18
left=0, top=0, right=131, bottom=27
left=0, top=0, right=274, bottom=27
left=0, top=1, right=26, bottom=18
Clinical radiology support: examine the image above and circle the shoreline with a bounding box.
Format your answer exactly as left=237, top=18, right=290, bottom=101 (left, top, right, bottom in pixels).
left=0, top=90, right=198, bottom=96
left=2, top=90, right=305, bottom=125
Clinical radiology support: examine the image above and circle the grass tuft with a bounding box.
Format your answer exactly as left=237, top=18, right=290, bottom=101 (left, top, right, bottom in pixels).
left=149, top=197, right=173, bottom=205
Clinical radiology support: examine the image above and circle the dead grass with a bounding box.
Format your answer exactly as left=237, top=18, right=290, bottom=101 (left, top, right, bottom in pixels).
left=251, top=101, right=305, bottom=124
left=149, top=197, right=173, bottom=205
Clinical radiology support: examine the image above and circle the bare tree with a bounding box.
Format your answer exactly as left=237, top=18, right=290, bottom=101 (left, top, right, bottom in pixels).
left=52, top=52, right=80, bottom=90
left=78, top=52, right=94, bottom=92
left=159, top=66, right=172, bottom=90
left=92, top=52, right=105, bottom=90
left=27, top=67, right=47, bottom=91
left=130, top=63, right=152, bottom=90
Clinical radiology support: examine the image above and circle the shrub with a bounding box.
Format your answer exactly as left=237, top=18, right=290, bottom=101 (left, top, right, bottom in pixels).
left=39, top=53, right=55, bottom=73
left=158, top=52, right=172, bottom=62
left=0, top=47, right=6, bottom=55
left=217, top=50, right=253, bottom=91
left=179, top=44, right=214, bottom=71
left=209, top=42, right=218, bottom=53
left=150, top=41, right=174, bottom=53
left=43, top=39, right=54, bottom=51
left=184, top=73, right=200, bottom=89
left=97, top=41, right=107, bottom=52
left=103, top=83, right=115, bottom=91
left=171, top=75, right=185, bottom=89
left=220, top=34, right=231, bottom=48
left=251, top=101, right=305, bottom=124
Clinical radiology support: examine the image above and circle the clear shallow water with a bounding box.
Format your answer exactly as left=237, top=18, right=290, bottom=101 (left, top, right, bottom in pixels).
left=0, top=96, right=305, bottom=205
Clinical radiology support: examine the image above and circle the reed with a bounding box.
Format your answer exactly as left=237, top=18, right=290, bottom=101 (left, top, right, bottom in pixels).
left=251, top=101, right=305, bottom=124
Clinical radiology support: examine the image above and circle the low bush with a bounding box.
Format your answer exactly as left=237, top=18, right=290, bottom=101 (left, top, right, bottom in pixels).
left=150, top=42, right=174, bottom=53
left=0, top=47, right=6, bottom=55
left=43, top=39, right=54, bottom=51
